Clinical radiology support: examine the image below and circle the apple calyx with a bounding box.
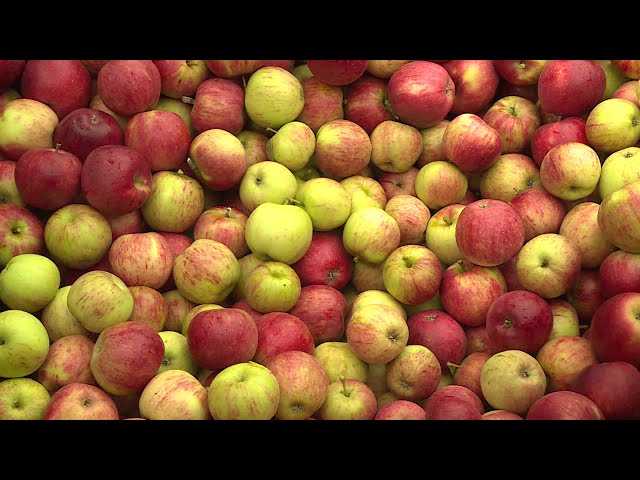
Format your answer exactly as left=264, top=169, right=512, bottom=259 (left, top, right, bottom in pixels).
left=503, top=319, right=513, bottom=329
left=10, top=225, right=21, bottom=235
left=426, top=314, right=437, bottom=322
left=224, top=207, right=233, bottom=218
left=83, top=398, right=92, bottom=407
left=447, top=361, right=460, bottom=376
left=181, top=96, right=196, bottom=105
left=518, top=61, right=527, bottom=70
left=90, top=114, right=99, bottom=125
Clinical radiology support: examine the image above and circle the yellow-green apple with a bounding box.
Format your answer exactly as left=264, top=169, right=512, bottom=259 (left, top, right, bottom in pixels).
left=455, top=199, right=525, bottom=267
left=443, top=114, right=502, bottom=174
left=343, top=75, right=393, bottom=135
left=43, top=383, right=119, bottom=420
left=193, top=206, right=248, bottom=258
left=187, top=307, right=258, bottom=370
left=516, top=233, right=582, bottom=298
left=40, top=286, right=91, bottom=341
left=237, top=130, right=268, bottom=167
left=141, top=170, right=205, bottom=233
left=599, top=147, right=640, bottom=200
left=292, top=231, right=353, bottom=289
left=0, top=378, right=50, bottom=420
left=0, top=310, right=49, bottom=378
left=268, top=350, right=329, bottom=420
left=530, top=117, right=588, bottom=167
left=481, top=410, right=524, bottom=420
left=181, top=304, right=223, bottom=337
left=314, top=119, right=372, bottom=179
left=417, top=120, right=450, bottom=167
left=571, top=361, right=640, bottom=420
left=370, top=120, right=423, bottom=173
left=424, top=203, right=465, bottom=266
left=106, top=210, right=143, bottom=241
left=384, top=194, right=430, bottom=246
left=597, top=180, right=640, bottom=253
left=385, top=344, right=441, bottom=401
left=0, top=161, right=25, bottom=207
left=314, top=341, right=368, bottom=384
left=317, top=377, right=377, bottom=420
left=536, top=335, right=598, bottom=392
left=611, top=60, right=640, bottom=79
left=173, top=239, right=240, bottom=304
left=158, top=331, right=197, bottom=375
left=449, top=351, right=491, bottom=403
left=509, top=187, right=567, bottom=242
left=152, top=60, right=208, bottom=100
left=0, top=60, right=25, bottom=90
left=162, top=290, right=195, bottom=332
left=403, top=292, right=444, bottom=316
left=406, top=310, right=466, bottom=369
left=184, top=78, right=244, bottom=135
left=382, top=245, right=441, bottom=305
left=486, top=290, right=553, bottom=354
left=109, top=232, right=173, bottom=289
left=253, top=311, right=315, bottom=366
left=244, top=66, right=304, bottom=129
left=585, top=98, right=640, bottom=153
left=526, top=391, right=604, bottom=420
left=153, top=96, right=195, bottom=138
left=0, top=98, right=58, bottom=160
left=306, top=60, right=368, bottom=86
left=612, top=80, right=639, bottom=106
left=295, top=177, right=351, bottom=231
left=422, top=384, right=484, bottom=419
left=139, top=369, right=210, bottom=420
left=374, top=399, right=427, bottom=420
left=0, top=204, right=43, bottom=267
left=599, top=250, right=640, bottom=298
left=89, top=93, right=129, bottom=131
left=239, top=161, right=298, bottom=212
left=233, top=254, right=264, bottom=300
left=596, top=60, right=629, bottom=99
left=340, top=175, right=387, bottom=214
left=127, top=286, right=167, bottom=332
left=0, top=253, right=59, bottom=312
left=188, top=128, right=246, bottom=191
left=266, top=121, right=315, bottom=172
left=96, top=60, right=160, bottom=116
left=207, top=361, right=280, bottom=420
left=415, top=160, right=467, bottom=210
left=547, top=299, right=580, bottom=340
left=366, top=60, right=412, bottom=79
left=379, top=167, right=419, bottom=200
left=346, top=303, right=408, bottom=364
left=343, top=207, right=400, bottom=264
left=539, top=142, right=601, bottom=201
left=289, top=285, right=346, bottom=344
left=443, top=59, right=500, bottom=115
left=124, top=110, right=190, bottom=172
left=440, top=260, right=507, bottom=327
left=205, top=60, right=262, bottom=78
left=91, top=321, right=164, bottom=396
left=480, top=349, right=546, bottom=416
left=347, top=290, right=407, bottom=323
left=351, top=259, right=386, bottom=292
left=67, top=270, right=134, bottom=333
left=479, top=153, right=541, bottom=202
left=493, top=60, right=548, bottom=86
left=244, top=261, right=301, bottom=313
left=538, top=60, right=606, bottom=116
left=296, top=76, right=344, bottom=133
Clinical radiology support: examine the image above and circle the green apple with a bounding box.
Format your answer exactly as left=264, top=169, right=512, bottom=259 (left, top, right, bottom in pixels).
left=424, top=203, right=466, bottom=267
left=239, top=161, right=298, bottom=212
left=340, top=175, right=387, bottom=214
left=599, top=147, right=640, bottom=200
left=153, top=96, right=196, bottom=138
left=181, top=304, right=224, bottom=337
left=44, top=204, right=113, bottom=270
left=233, top=253, right=265, bottom=300
left=0, top=310, right=50, bottom=378
left=245, top=202, right=313, bottom=265
left=585, top=98, right=640, bottom=153
left=266, top=121, right=315, bottom=172
left=66, top=271, right=134, bottom=333
left=207, top=361, right=280, bottom=420
left=0, top=98, right=58, bottom=160
left=244, top=261, right=301, bottom=313
left=342, top=207, right=401, bottom=264
left=548, top=300, right=580, bottom=341
left=382, top=245, right=442, bottom=305
left=295, top=177, right=351, bottom=231
left=0, top=378, right=51, bottom=420
left=596, top=60, right=630, bottom=99
left=158, top=331, right=198, bottom=375
left=139, top=370, right=211, bottom=420
left=293, top=64, right=313, bottom=82
left=40, top=286, right=92, bottom=342
left=598, top=180, right=640, bottom=253
left=237, top=130, right=269, bottom=167
left=0, top=253, right=60, bottom=312
left=415, top=161, right=468, bottom=210
left=244, top=66, right=304, bottom=129
left=316, top=377, right=378, bottom=420
left=313, top=341, right=369, bottom=384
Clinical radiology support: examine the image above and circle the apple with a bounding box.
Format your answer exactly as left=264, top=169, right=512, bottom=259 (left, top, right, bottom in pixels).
left=594, top=60, right=629, bottom=99
left=537, top=60, right=606, bottom=116
left=423, top=384, right=485, bottom=420
left=153, top=60, right=208, bottom=99
left=369, top=120, right=423, bottom=173
left=597, top=180, right=640, bottom=253
left=244, top=66, right=304, bottom=129
left=442, top=113, right=502, bottom=174
left=486, top=290, right=553, bottom=354
left=139, top=370, right=210, bottom=420
left=611, top=60, right=640, bottom=79
left=153, top=96, right=195, bottom=137
left=547, top=299, right=580, bottom=340
left=479, top=153, right=541, bottom=203
left=0, top=161, right=25, bottom=207
left=585, top=98, right=640, bottom=153
left=416, top=120, right=450, bottom=167
left=590, top=292, right=640, bottom=367
left=252, top=312, right=315, bottom=366
left=384, top=195, right=430, bottom=246
left=496, top=82, right=539, bottom=103
left=306, top=60, right=368, bottom=86
left=509, top=187, right=567, bottom=242
left=481, top=410, right=524, bottom=420
left=0, top=310, right=49, bottom=378
left=374, top=399, right=427, bottom=420
left=530, top=116, right=588, bottom=167
left=526, top=391, right=604, bottom=420
left=351, top=259, right=386, bottom=292
left=155, top=332, right=196, bottom=376
left=239, top=161, right=298, bottom=213
left=106, top=210, right=143, bottom=241
left=294, top=76, right=343, bottom=134
left=109, top=232, right=173, bottom=289
left=128, top=286, right=167, bottom=332
left=207, top=361, right=280, bottom=420
left=244, top=261, right=301, bottom=313
left=480, top=349, right=546, bottom=416
left=366, top=61, right=411, bottom=79
left=536, top=336, right=599, bottom=392
left=233, top=253, right=264, bottom=300
left=37, top=334, right=96, bottom=393
left=231, top=298, right=262, bottom=322
left=0, top=98, right=58, bottom=160
left=188, top=128, right=247, bottom=191
left=0, top=378, right=51, bottom=420
left=237, top=130, right=269, bottom=167
left=465, top=325, right=495, bottom=356
left=406, top=310, right=466, bottom=370
left=193, top=206, right=248, bottom=258
left=539, top=142, right=601, bottom=201
left=340, top=175, right=387, bottom=214
left=181, top=304, right=224, bottom=338
left=0, top=60, right=25, bottom=90
left=96, top=60, right=161, bottom=116
left=560, top=202, right=616, bottom=269
left=342, top=207, right=401, bottom=264
left=494, top=60, right=548, bottom=85
left=443, top=59, right=500, bottom=115
left=599, top=250, right=640, bottom=298
left=313, top=341, right=368, bottom=384
left=317, top=377, right=377, bottom=420
left=455, top=199, right=525, bottom=267
left=184, top=78, right=244, bottom=135
left=89, top=93, right=130, bottom=130
left=162, top=290, right=195, bottom=333
left=382, top=245, right=441, bottom=305
left=0, top=204, right=44, bottom=267
left=40, top=286, right=91, bottom=341
left=384, top=344, right=441, bottom=402
left=314, top=119, right=372, bottom=180
left=43, top=383, right=120, bottom=420
left=424, top=203, right=466, bottom=267
left=449, top=351, right=491, bottom=404
left=440, top=260, right=507, bottom=327
left=612, top=80, right=639, bottom=106
left=415, top=160, right=468, bottom=210
left=245, top=202, right=313, bottom=265
left=267, top=121, right=315, bottom=172
left=289, top=285, right=346, bottom=345
left=388, top=61, right=455, bottom=128
left=343, top=75, right=393, bottom=135
left=296, top=178, right=351, bottom=231
left=599, top=147, right=640, bottom=201
left=291, top=231, right=353, bottom=290
left=205, top=60, right=262, bottom=78
left=0, top=253, right=60, bottom=312
left=379, top=168, right=419, bottom=200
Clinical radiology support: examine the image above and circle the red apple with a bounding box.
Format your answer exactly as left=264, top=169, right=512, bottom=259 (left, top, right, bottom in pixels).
left=343, top=75, right=394, bottom=135
left=193, top=206, right=248, bottom=258
left=127, top=286, right=167, bottom=332
left=106, top=210, right=144, bottom=241
left=0, top=60, right=25, bottom=91
left=37, top=334, right=96, bottom=393
left=231, top=298, right=262, bottom=323
left=536, top=336, right=599, bottom=392
left=374, top=399, right=427, bottom=420
left=407, top=310, right=467, bottom=370
left=526, top=391, right=604, bottom=420
left=566, top=270, right=606, bottom=325
left=496, top=81, right=539, bottom=103
left=611, top=80, right=639, bottom=106
left=483, top=95, right=541, bottom=154
left=291, top=231, right=354, bottom=290
left=43, top=383, right=119, bottom=420
left=465, top=325, right=496, bottom=356
left=0, top=204, right=44, bottom=267
left=81, top=61, right=109, bottom=77
left=288, top=285, right=346, bottom=345
left=296, top=76, right=344, bottom=133
left=306, top=60, right=368, bottom=86
left=493, top=60, right=548, bottom=86
left=384, top=195, right=430, bottom=246
left=96, top=60, right=161, bottom=116
left=423, top=385, right=484, bottom=420
left=253, top=312, right=315, bottom=365
left=442, top=114, right=502, bottom=174
left=205, top=60, right=262, bottom=78
left=314, top=119, right=372, bottom=180
left=443, top=59, right=500, bottom=115
left=599, top=250, right=640, bottom=299
left=509, top=187, right=567, bottom=242
left=379, top=168, right=419, bottom=200
left=152, top=60, right=209, bottom=100
left=186, top=78, right=245, bottom=135
left=530, top=117, right=588, bottom=167
left=188, top=129, right=247, bottom=191
left=590, top=292, right=640, bottom=367
left=162, top=290, right=195, bottom=332
left=450, top=351, right=491, bottom=404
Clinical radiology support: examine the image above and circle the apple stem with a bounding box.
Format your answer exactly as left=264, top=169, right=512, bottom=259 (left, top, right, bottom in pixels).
left=284, top=198, right=303, bottom=207
left=225, top=207, right=232, bottom=218
left=447, top=361, right=460, bottom=376
left=265, top=127, right=278, bottom=134
left=181, top=96, right=196, bottom=105
left=339, top=375, right=350, bottom=397
left=54, top=143, right=61, bottom=153
left=353, top=256, right=359, bottom=263
left=579, top=324, right=589, bottom=331
left=242, top=75, right=247, bottom=89
left=186, top=157, right=199, bottom=174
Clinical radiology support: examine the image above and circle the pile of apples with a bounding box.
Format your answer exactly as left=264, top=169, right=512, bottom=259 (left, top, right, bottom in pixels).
left=1, top=59, right=640, bottom=421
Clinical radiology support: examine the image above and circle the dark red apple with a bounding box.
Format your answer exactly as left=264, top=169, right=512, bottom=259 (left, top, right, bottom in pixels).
left=526, top=391, right=604, bottom=420
left=106, top=210, right=144, bottom=241
left=344, top=75, right=394, bottom=135
left=291, top=231, right=353, bottom=290
left=96, top=60, right=161, bottom=116
left=0, top=60, right=26, bottom=91
left=288, top=285, right=346, bottom=345
left=496, top=81, right=538, bottom=103
left=423, top=385, right=484, bottom=420
left=599, top=250, right=640, bottom=298
left=530, top=117, right=588, bottom=167
left=253, top=312, right=315, bottom=366
left=306, top=60, right=368, bottom=86
left=407, top=310, right=467, bottom=371
left=566, top=269, right=605, bottom=325
left=187, top=78, right=245, bottom=135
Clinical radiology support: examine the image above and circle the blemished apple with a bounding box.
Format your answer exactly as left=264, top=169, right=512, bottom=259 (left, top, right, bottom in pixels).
left=340, top=175, right=387, bottom=214
left=416, top=120, right=450, bottom=167
left=239, top=161, right=298, bottom=213
left=547, top=300, right=581, bottom=340
left=109, top=232, right=173, bottom=289
left=530, top=116, right=588, bottom=167
left=296, top=76, right=344, bottom=133
left=139, top=370, right=211, bottom=420
left=0, top=204, right=44, bottom=267
left=244, top=261, right=301, bottom=313
left=369, top=120, right=423, bottom=173
left=342, top=207, right=401, bottom=264
left=539, top=142, right=601, bottom=201
left=0, top=253, right=60, bottom=313
left=585, top=98, right=640, bottom=153
left=406, top=310, right=467, bottom=370
left=237, top=130, right=269, bottom=167
left=384, top=195, right=430, bottom=247
left=424, top=203, right=466, bottom=267
left=480, top=349, right=547, bottom=416
left=317, top=377, right=378, bottom=420
left=37, top=334, right=96, bottom=393
left=599, top=250, right=640, bottom=298
left=0, top=377, right=51, bottom=420
left=0, top=310, right=50, bottom=378
left=306, top=60, right=368, bottom=86
left=343, top=74, right=393, bottom=136
left=374, top=399, right=427, bottom=420
left=382, top=245, right=441, bottom=305
left=193, top=206, right=249, bottom=258
left=314, top=119, right=372, bottom=180
left=494, top=60, right=548, bottom=86
left=267, top=121, right=315, bottom=172
left=153, top=60, right=208, bottom=99
left=0, top=98, right=59, bottom=161
left=185, top=78, right=245, bottom=135
left=526, top=391, right=604, bottom=420
left=291, top=231, right=353, bottom=290
left=597, top=180, right=640, bottom=253
left=479, top=153, right=541, bottom=203
left=509, top=187, right=567, bottom=242
left=43, top=383, right=120, bottom=420
left=442, top=113, right=502, bottom=174
left=127, top=286, right=167, bottom=333
left=415, top=160, right=468, bottom=210
left=288, top=285, right=346, bottom=345
left=295, top=178, right=351, bottom=231
left=313, top=341, right=368, bottom=384
left=536, top=336, right=599, bottom=392
left=207, top=361, right=280, bottom=420
left=96, top=60, right=161, bottom=116
left=599, top=147, right=640, bottom=201
left=379, top=168, right=419, bottom=200
left=443, top=59, right=500, bottom=115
